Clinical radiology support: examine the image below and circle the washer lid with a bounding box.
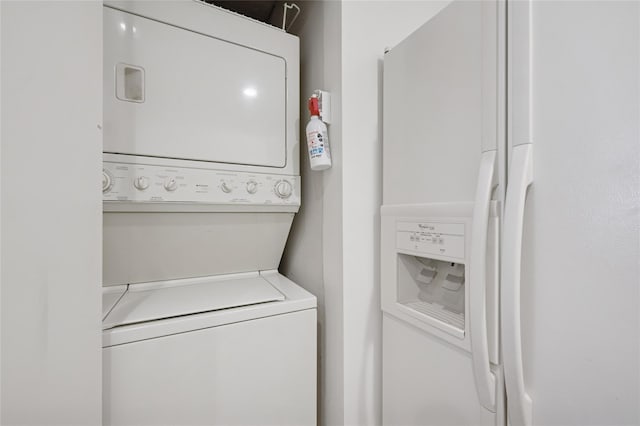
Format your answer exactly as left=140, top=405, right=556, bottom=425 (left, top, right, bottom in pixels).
left=103, top=285, right=127, bottom=321
left=103, top=273, right=284, bottom=329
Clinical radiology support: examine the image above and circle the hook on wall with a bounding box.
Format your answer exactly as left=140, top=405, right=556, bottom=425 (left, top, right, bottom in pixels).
left=282, top=3, right=300, bottom=32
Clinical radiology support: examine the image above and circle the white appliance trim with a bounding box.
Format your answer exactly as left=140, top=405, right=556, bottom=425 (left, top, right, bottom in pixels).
left=103, top=152, right=298, bottom=179
left=504, top=1, right=534, bottom=424
left=102, top=202, right=299, bottom=213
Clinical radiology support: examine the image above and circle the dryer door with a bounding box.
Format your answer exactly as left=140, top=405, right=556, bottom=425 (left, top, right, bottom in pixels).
left=103, top=7, right=287, bottom=168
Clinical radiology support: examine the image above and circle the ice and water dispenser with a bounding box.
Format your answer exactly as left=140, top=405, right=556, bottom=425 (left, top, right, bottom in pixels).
left=381, top=203, right=498, bottom=352
left=397, top=254, right=465, bottom=331
left=396, top=220, right=466, bottom=332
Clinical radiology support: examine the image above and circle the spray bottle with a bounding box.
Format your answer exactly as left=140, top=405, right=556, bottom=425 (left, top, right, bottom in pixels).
left=305, top=94, right=332, bottom=170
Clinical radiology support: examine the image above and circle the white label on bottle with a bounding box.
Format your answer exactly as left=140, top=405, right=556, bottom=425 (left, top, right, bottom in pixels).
left=307, top=130, right=330, bottom=159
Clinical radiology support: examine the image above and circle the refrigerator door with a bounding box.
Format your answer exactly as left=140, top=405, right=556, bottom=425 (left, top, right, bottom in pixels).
left=383, top=0, right=502, bottom=206
left=382, top=1, right=506, bottom=425
left=384, top=314, right=504, bottom=426
left=504, top=1, right=640, bottom=425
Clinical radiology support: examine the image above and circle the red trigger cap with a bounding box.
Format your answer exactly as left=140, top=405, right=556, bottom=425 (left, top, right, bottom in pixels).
left=308, top=95, right=320, bottom=116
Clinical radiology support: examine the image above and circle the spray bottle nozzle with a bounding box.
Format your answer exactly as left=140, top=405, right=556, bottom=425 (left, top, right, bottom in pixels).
left=308, top=95, right=320, bottom=116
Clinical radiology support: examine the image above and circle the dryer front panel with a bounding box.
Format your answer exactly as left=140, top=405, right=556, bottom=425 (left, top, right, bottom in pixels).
left=104, top=7, right=287, bottom=168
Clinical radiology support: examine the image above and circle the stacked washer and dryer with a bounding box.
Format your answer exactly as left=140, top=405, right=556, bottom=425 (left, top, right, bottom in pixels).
left=100, top=2, right=316, bottom=425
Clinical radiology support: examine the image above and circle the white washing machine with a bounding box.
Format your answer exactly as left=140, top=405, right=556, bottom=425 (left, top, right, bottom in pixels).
left=101, top=2, right=314, bottom=425
left=102, top=272, right=316, bottom=426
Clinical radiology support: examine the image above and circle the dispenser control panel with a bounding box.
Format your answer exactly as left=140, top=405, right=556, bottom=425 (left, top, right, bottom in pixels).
left=102, top=162, right=300, bottom=206
left=396, top=221, right=465, bottom=260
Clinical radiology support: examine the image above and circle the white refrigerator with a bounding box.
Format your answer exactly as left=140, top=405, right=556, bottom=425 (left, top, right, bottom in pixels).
left=380, top=1, right=639, bottom=426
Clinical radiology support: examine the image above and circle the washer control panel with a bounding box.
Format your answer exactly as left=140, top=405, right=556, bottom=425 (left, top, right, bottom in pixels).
left=103, top=162, right=300, bottom=206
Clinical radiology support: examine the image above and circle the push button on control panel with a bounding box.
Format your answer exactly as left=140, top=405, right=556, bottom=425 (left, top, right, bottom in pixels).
left=396, top=222, right=465, bottom=261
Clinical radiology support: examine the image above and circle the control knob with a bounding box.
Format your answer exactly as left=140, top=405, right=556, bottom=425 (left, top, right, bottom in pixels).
left=133, top=176, right=150, bottom=191
left=221, top=181, right=232, bottom=193
left=246, top=180, right=258, bottom=194
left=163, top=177, right=178, bottom=192
left=274, top=180, right=293, bottom=199
left=102, top=169, right=113, bottom=193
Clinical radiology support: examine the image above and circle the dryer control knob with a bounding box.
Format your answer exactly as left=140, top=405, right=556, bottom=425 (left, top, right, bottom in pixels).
left=134, top=176, right=150, bottom=191
left=246, top=180, right=258, bottom=194
left=274, top=180, right=293, bottom=199
left=163, top=177, right=178, bottom=192
left=221, top=181, right=232, bottom=193
left=102, top=170, right=113, bottom=193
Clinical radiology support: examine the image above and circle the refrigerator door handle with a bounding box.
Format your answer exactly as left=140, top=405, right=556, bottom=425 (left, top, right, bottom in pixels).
left=470, top=149, right=497, bottom=412
left=501, top=143, right=533, bottom=426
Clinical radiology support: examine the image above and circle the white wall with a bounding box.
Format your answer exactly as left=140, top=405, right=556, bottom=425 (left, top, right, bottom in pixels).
left=0, top=2, right=103, bottom=424
left=283, top=1, right=448, bottom=425
left=281, top=2, right=344, bottom=424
